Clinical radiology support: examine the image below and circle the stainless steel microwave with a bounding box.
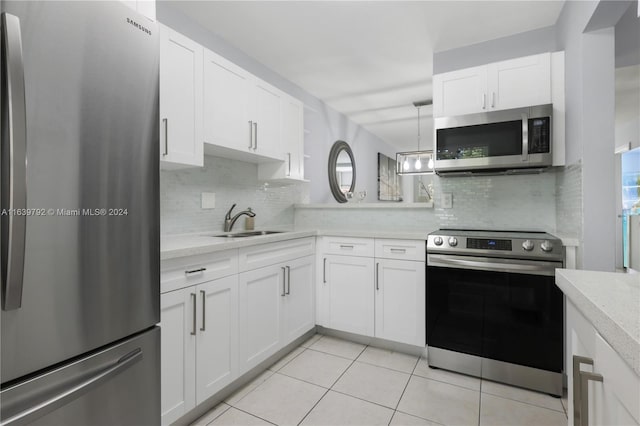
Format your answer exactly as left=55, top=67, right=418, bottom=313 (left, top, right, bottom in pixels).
left=434, top=104, right=553, bottom=175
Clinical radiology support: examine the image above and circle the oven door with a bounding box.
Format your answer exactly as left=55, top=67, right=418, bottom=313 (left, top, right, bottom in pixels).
left=426, top=254, right=563, bottom=373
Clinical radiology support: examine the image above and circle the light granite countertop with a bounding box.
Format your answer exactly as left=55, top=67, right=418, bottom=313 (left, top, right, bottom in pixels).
left=161, top=228, right=434, bottom=260
left=556, top=269, right=640, bottom=376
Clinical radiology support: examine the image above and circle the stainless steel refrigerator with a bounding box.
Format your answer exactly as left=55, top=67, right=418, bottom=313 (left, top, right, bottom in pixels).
left=1, top=1, right=160, bottom=424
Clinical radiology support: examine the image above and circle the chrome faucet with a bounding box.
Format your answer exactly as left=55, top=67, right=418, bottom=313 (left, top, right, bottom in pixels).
left=224, top=204, right=256, bottom=232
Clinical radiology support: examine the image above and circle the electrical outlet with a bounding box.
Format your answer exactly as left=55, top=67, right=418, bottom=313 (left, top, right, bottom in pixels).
left=441, top=193, right=453, bottom=209
left=201, top=192, right=216, bottom=209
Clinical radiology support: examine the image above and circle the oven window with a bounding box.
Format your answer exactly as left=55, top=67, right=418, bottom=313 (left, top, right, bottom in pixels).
left=427, top=266, right=563, bottom=373
left=436, top=120, right=522, bottom=160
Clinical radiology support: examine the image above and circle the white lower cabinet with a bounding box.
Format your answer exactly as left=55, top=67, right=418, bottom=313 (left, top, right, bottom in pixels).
left=238, top=265, right=284, bottom=372
left=567, top=301, right=640, bottom=426
left=160, top=288, right=196, bottom=426
left=239, top=254, right=315, bottom=372
left=374, top=259, right=426, bottom=346
left=323, top=254, right=375, bottom=337
left=319, top=237, right=426, bottom=347
left=282, top=255, right=316, bottom=343
left=160, top=275, right=238, bottom=426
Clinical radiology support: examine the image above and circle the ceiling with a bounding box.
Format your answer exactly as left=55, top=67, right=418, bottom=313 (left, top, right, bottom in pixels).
left=170, top=1, right=565, bottom=150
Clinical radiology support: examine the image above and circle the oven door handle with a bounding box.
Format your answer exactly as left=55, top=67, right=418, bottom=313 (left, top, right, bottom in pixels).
left=427, top=254, right=559, bottom=276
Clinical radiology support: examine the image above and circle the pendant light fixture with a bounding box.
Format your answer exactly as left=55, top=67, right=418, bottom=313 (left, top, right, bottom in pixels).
left=396, top=100, right=435, bottom=175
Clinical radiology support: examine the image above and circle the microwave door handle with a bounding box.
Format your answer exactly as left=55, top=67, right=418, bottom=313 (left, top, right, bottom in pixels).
left=521, top=113, right=529, bottom=162
left=1, top=13, right=28, bottom=311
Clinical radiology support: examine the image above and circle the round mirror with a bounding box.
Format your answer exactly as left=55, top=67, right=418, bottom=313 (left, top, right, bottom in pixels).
left=328, top=140, right=356, bottom=203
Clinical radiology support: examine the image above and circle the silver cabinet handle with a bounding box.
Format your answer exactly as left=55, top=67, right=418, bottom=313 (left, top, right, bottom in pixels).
left=287, top=153, right=291, bottom=177
left=253, top=122, right=258, bottom=150
left=339, top=245, right=354, bottom=249
left=200, top=290, right=205, bottom=331
left=573, top=355, right=604, bottom=426
left=1, top=12, right=27, bottom=311
left=190, top=293, right=196, bottom=335
left=162, top=118, right=168, bottom=156
left=185, top=267, right=206, bottom=275
left=579, top=371, right=603, bottom=426
left=281, top=267, right=286, bottom=296
left=482, top=93, right=486, bottom=109
left=375, top=262, right=379, bottom=290
left=323, top=258, right=327, bottom=284
left=491, top=92, right=496, bottom=108
left=1, top=348, right=142, bottom=425
left=286, top=266, right=290, bottom=295
left=248, top=120, right=253, bottom=149
left=390, top=248, right=406, bottom=253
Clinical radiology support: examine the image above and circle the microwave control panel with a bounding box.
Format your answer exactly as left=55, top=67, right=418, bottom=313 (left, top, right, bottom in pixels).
left=528, top=117, right=550, bottom=154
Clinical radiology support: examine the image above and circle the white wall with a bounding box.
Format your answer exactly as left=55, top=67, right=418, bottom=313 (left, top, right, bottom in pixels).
left=555, top=1, right=618, bottom=271
left=156, top=3, right=398, bottom=205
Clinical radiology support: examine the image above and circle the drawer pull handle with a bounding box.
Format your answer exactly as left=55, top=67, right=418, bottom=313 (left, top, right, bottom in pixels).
left=185, top=268, right=206, bottom=275
left=375, top=262, right=379, bottom=291
left=390, top=248, right=406, bottom=253
left=339, top=245, right=354, bottom=249
left=579, top=371, right=603, bottom=426
left=281, top=267, right=286, bottom=296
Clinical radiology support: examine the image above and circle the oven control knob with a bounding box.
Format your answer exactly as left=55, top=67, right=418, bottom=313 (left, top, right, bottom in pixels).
left=448, top=237, right=458, bottom=247
left=522, top=240, right=534, bottom=251
left=540, top=240, right=554, bottom=252
left=434, top=236, right=443, bottom=246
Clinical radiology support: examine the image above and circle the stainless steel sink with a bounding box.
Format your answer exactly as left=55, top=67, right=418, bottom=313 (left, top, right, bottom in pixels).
left=211, top=230, right=285, bottom=238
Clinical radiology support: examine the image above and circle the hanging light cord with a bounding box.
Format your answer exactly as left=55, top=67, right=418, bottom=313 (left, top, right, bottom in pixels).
left=416, top=106, right=421, bottom=151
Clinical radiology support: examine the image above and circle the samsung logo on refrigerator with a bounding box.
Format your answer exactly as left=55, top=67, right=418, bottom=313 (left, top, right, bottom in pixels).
left=126, top=18, right=152, bottom=36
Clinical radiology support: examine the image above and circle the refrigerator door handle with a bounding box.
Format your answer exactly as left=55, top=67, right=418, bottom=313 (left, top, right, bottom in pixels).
left=0, top=348, right=143, bottom=426
left=1, top=13, right=28, bottom=311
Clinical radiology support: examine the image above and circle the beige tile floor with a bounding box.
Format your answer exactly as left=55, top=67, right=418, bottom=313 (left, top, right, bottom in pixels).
left=192, top=334, right=568, bottom=426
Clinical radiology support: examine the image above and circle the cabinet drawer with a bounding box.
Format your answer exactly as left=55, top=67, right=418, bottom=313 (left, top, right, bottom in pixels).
left=161, top=249, right=238, bottom=293
left=375, top=239, right=425, bottom=261
left=321, top=237, right=374, bottom=257
left=238, top=237, right=315, bottom=272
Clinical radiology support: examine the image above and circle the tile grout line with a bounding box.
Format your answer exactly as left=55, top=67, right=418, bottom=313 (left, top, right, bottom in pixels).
left=201, top=403, right=231, bottom=426
left=388, top=355, right=421, bottom=426
left=296, top=342, right=369, bottom=426
left=227, top=405, right=279, bottom=426
left=480, top=390, right=566, bottom=414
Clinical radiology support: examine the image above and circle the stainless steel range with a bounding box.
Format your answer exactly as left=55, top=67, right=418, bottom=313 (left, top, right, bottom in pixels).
left=426, top=230, right=564, bottom=396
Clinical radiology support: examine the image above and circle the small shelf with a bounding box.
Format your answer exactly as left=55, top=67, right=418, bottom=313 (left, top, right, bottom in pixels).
left=294, top=202, right=433, bottom=209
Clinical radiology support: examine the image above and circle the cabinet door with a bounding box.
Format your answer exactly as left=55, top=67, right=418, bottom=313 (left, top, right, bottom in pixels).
left=282, top=97, right=304, bottom=179
left=282, top=255, right=315, bottom=344
left=323, top=255, right=374, bottom=337
left=203, top=50, right=252, bottom=152
left=195, top=276, right=239, bottom=405
left=488, top=53, right=551, bottom=111
left=432, top=65, right=487, bottom=117
left=159, top=25, right=203, bottom=168
left=238, top=265, right=283, bottom=372
left=252, top=79, right=282, bottom=159
left=160, top=289, right=196, bottom=426
left=374, top=259, right=425, bottom=346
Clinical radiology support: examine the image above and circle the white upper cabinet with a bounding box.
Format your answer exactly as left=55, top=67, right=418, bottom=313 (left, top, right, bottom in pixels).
left=433, top=65, right=488, bottom=117
left=203, top=50, right=293, bottom=164
left=257, top=96, right=306, bottom=182
left=159, top=25, right=203, bottom=168
left=252, top=78, right=283, bottom=159
left=433, top=53, right=552, bottom=117
left=203, top=50, right=252, bottom=153
left=487, top=53, right=551, bottom=111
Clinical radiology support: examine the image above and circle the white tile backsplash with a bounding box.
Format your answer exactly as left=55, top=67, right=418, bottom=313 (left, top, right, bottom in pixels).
left=296, top=170, right=563, bottom=234
left=555, top=162, right=582, bottom=239
left=161, top=156, right=309, bottom=235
